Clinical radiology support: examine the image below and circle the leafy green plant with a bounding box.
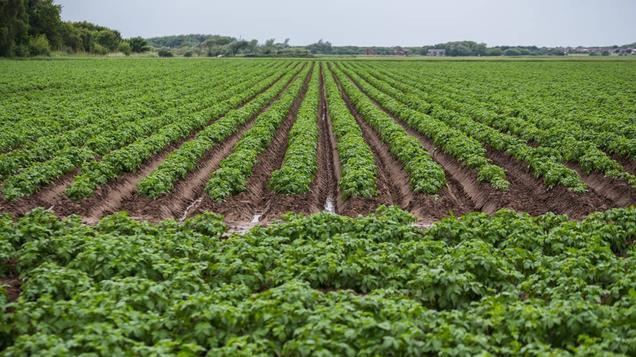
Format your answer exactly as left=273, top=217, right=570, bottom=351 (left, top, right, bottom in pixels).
left=1, top=206, right=635, bottom=355
left=269, top=65, right=321, bottom=194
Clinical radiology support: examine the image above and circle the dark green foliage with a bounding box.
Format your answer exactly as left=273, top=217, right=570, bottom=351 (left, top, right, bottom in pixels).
left=1, top=206, right=635, bottom=354
left=0, top=0, right=29, bottom=56
left=157, top=49, right=173, bottom=57
left=0, top=0, right=129, bottom=57
left=26, top=0, right=62, bottom=49
left=269, top=66, right=320, bottom=194
left=128, top=36, right=148, bottom=53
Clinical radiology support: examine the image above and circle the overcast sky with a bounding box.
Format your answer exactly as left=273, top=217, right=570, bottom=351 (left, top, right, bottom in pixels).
left=57, top=0, right=636, bottom=47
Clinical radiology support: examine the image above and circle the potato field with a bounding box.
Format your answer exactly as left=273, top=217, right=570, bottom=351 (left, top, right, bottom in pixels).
left=1, top=58, right=635, bottom=355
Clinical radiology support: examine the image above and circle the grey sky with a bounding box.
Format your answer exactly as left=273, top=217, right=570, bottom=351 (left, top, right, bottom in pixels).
left=57, top=0, right=636, bottom=47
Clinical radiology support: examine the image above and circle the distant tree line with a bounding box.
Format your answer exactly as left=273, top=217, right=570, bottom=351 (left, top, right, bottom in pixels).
left=300, top=40, right=569, bottom=56
left=0, top=0, right=149, bottom=56
left=146, top=35, right=311, bottom=57
left=146, top=37, right=580, bottom=57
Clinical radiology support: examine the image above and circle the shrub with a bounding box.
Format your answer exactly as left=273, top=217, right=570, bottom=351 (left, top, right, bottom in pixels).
left=158, top=49, right=173, bottom=57
left=92, top=43, right=108, bottom=55
left=118, top=41, right=131, bottom=56
left=28, top=35, right=50, bottom=56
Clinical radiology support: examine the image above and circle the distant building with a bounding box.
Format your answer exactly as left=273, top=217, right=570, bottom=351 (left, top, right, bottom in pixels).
left=613, top=48, right=635, bottom=56
left=365, top=48, right=377, bottom=56
left=393, top=46, right=408, bottom=56
left=427, top=48, right=446, bottom=56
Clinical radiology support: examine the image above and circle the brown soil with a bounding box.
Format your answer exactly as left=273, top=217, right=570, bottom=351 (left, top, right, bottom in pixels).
left=1, top=259, right=20, bottom=302
left=337, top=69, right=478, bottom=218
left=612, top=154, right=636, bottom=177
left=0, top=70, right=291, bottom=223
left=485, top=147, right=613, bottom=219
left=340, top=66, right=626, bottom=220
left=567, top=163, right=636, bottom=207
left=0, top=278, right=20, bottom=302
left=195, top=66, right=313, bottom=227
left=331, top=68, right=412, bottom=216
left=0, top=169, right=78, bottom=218
left=316, top=64, right=342, bottom=213
left=81, top=140, right=187, bottom=224
left=0, top=64, right=631, bottom=226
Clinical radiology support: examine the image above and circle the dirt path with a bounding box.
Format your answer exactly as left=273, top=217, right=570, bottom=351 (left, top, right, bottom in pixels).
left=342, top=65, right=636, bottom=218
left=253, top=64, right=342, bottom=222
left=315, top=65, right=342, bottom=214
left=340, top=65, right=628, bottom=218
left=0, top=70, right=291, bottom=222
left=0, top=169, right=78, bottom=217
left=612, top=154, right=636, bottom=177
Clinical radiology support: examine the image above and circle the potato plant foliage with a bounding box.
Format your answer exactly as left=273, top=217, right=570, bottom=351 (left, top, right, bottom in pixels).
left=1, top=207, right=635, bottom=355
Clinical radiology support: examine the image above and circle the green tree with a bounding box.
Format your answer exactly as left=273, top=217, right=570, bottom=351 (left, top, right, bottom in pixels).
left=503, top=48, right=522, bottom=56
left=60, top=21, right=82, bottom=52
left=95, top=29, right=121, bottom=51
left=28, top=33, right=49, bottom=55
left=27, top=0, right=63, bottom=49
left=128, top=36, right=148, bottom=52
left=307, top=39, right=332, bottom=54
left=0, top=0, right=29, bottom=56
left=118, top=40, right=131, bottom=55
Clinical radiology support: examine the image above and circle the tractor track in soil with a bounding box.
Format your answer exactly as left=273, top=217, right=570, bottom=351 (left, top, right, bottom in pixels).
left=0, top=169, right=78, bottom=217
left=612, top=154, right=636, bottom=177
left=483, top=147, right=613, bottom=219
left=316, top=65, right=342, bottom=214
left=1, top=62, right=632, bottom=226
left=194, top=66, right=314, bottom=228
left=121, top=66, right=308, bottom=222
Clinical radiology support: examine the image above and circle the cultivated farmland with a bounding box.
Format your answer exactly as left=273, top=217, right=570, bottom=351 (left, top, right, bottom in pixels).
left=1, top=58, right=636, bottom=355
left=0, top=59, right=634, bottom=227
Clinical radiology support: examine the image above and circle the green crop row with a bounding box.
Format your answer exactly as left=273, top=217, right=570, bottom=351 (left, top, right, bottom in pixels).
left=323, top=65, right=378, bottom=199
left=346, top=63, right=587, bottom=191
left=62, top=65, right=295, bottom=201
left=205, top=65, right=312, bottom=201
left=341, top=63, right=512, bottom=191
left=1, top=64, right=288, bottom=201
left=269, top=65, right=321, bottom=194
left=137, top=64, right=305, bottom=198
left=331, top=66, right=447, bottom=195
left=0, top=62, right=280, bottom=181
left=373, top=62, right=636, bottom=188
